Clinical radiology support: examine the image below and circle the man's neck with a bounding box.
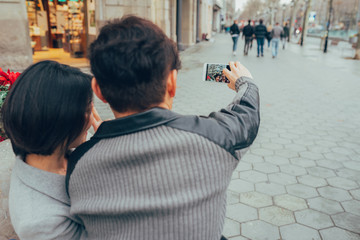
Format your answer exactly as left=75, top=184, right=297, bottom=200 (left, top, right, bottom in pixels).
left=112, top=102, right=171, bottom=119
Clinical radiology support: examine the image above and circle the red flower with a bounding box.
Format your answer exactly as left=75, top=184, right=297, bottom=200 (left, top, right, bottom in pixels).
left=0, top=68, right=20, bottom=89
left=0, top=136, right=5, bottom=142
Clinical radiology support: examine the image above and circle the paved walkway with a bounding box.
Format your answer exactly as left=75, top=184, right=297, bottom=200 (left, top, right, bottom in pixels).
left=87, top=33, right=360, bottom=239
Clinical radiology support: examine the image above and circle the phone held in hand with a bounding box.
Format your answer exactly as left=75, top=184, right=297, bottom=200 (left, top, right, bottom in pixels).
left=203, top=63, right=231, bottom=83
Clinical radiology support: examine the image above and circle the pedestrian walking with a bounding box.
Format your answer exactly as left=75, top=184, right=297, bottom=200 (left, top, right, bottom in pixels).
left=266, top=25, right=273, bottom=48
left=271, top=22, right=284, bottom=58
left=242, top=19, right=254, bottom=56
left=66, top=16, right=260, bottom=240
left=254, top=19, right=267, bottom=57
left=230, top=20, right=240, bottom=55
left=282, top=22, right=290, bottom=48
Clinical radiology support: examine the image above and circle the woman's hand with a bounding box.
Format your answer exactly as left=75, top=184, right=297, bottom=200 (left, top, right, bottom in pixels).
left=91, top=106, right=103, bottom=132
left=223, top=61, right=253, bottom=91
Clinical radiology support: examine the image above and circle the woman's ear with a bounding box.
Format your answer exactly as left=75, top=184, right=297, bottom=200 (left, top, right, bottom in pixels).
left=91, top=78, right=107, bottom=103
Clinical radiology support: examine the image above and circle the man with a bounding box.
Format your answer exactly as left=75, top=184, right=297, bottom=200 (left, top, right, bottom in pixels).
left=230, top=20, right=240, bottom=55
left=271, top=22, right=284, bottom=58
left=242, top=19, right=254, bottom=56
left=66, top=16, right=260, bottom=240
left=254, top=19, right=267, bottom=57
left=283, top=22, right=290, bottom=48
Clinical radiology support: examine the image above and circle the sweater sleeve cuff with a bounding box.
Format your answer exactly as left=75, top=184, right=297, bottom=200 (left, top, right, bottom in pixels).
left=235, top=76, right=253, bottom=92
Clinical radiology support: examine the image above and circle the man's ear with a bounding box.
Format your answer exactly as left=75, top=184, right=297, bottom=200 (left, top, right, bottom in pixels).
left=91, top=78, right=107, bottom=103
left=166, top=69, right=177, bottom=98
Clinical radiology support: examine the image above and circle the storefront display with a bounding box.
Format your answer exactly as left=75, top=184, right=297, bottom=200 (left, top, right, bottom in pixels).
left=25, top=0, right=88, bottom=58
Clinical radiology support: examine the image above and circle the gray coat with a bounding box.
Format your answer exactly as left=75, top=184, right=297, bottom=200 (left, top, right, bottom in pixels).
left=9, top=157, right=84, bottom=240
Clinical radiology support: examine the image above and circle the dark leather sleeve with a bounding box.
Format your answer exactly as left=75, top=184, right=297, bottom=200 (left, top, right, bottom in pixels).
left=166, top=77, right=260, bottom=159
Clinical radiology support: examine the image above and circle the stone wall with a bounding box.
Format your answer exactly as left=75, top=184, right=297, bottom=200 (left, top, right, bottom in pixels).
left=0, top=140, right=17, bottom=240
left=0, top=0, right=33, bottom=71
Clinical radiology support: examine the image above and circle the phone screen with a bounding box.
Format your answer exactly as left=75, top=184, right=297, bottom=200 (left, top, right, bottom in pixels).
left=204, top=64, right=231, bottom=83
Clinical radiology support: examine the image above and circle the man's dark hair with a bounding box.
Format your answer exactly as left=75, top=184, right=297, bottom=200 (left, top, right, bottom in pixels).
left=89, top=15, right=181, bottom=113
left=259, top=19, right=263, bottom=24
left=2, top=60, right=93, bottom=157
left=248, top=20, right=251, bottom=24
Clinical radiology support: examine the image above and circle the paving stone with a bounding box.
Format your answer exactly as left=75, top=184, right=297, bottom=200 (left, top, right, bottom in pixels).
left=280, top=133, right=300, bottom=140
left=270, top=137, right=292, bottom=145
left=338, top=142, right=360, bottom=152
left=343, top=161, right=360, bottom=171
left=268, top=172, right=298, bottom=185
left=336, top=168, right=360, bottom=182
left=299, top=151, right=324, bottom=160
left=286, top=184, right=318, bottom=199
left=284, top=144, right=307, bottom=152
left=280, top=223, right=321, bottom=240
left=264, top=156, right=289, bottom=165
left=259, top=206, right=295, bottom=226
left=316, top=140, right=338, bottom=148
left=256, top=182, right=286, bottom=196
left=332, top=147, right=355, bottom=155
left=241, top=220, right=280, bottom=240
left=253, top=162, right=279, bottom=174
left=290, top=157, right=317, bottom=168
left=298, top=174, right=327, bottom=187
left=231, top=171, right=239, bottom=179
left=274, top=149, right=299, bottom=158
left=274, top=194, right=308, bottom=211
left=324, top=152, right=350, bottom=161
left=251, top=148, right=274, bottom=157
left=240, top=192, right=272, bottom=208
left=293, top=138, right=316, bottom=147
left=241, top=154, right=264, bottom=164
left=316, top=159, right=344, bottom=170
left=307, top=166, right=336, bottom=178
left=320, top=227, right=360, bottom=240
left=295, top=209, right=333, bottom=229
left=341, top=200, right=360, bottom=217
left=318, top=186, right=353, bottom=202
left=327, top=177, right=358, bottom=190
left=235, top=161, right=252, bottom=172
left=260, top=142, right=283, bottom=150
left=350, top=189, right=360, bottom=200
left=226, top=203, right=257, bottom=223
left=228, top=236, right=249, bottom=240
left=307, top=145, right=332, bottom=154
left=228, top=179, right=254, bottom=194
left=307, top=197, right=344, bottom=215
left=332, top=212, right=360, bottom=234
left=280, top=164, right=307, bottom=176
left=227, top=191, right=240, bottom=205
left=239, top=170, right=268, bottom=183
left=222, top=218, right=240, bottom=238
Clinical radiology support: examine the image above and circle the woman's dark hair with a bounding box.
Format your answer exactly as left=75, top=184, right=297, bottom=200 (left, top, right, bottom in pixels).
left=88, top=15, right=181, bottom=113
left=1, top=60, right=93, bottom=157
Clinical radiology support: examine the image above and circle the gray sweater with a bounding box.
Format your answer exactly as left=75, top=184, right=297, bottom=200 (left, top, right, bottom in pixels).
left=9, top=157, right=84, bottom=240
left=67, top=77, right=260, bottom=240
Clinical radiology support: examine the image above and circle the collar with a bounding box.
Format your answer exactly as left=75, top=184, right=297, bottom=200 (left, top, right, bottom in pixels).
left=14, top=157, right=70, bottom=205
left=92, top=107, right=181, bottom=139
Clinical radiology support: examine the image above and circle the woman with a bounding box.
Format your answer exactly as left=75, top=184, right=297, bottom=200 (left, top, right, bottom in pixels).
left=2, top=61, right=97, bottom=239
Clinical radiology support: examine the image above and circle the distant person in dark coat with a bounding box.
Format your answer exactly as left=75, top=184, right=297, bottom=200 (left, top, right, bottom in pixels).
left=242, top=19, right=254, bottom=56
left=254, top=19, right=267, bottom=57
left=283, top=23, right=290, bottom=48
left=230, top=20, right=240, bottom=56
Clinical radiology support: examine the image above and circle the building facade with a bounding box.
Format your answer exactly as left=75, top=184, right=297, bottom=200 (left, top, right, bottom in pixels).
left=0, top=0, right=234, bottom=70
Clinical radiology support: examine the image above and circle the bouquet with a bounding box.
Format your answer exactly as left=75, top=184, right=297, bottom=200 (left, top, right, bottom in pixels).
left=0, top=68, right=20, bottom=142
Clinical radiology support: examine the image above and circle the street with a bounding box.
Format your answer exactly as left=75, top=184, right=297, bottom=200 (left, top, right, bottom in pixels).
left=89, top=33, right=360, bottom=240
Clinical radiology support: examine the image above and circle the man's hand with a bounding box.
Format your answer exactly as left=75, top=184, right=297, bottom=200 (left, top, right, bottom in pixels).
left=223, top=61, right=253, bottom=91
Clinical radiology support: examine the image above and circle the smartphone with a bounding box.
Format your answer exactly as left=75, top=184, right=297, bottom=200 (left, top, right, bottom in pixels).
left=203, top=63, right=231, bottom=83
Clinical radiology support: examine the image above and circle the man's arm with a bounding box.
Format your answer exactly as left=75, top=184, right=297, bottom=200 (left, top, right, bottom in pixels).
left=210, top=62, right=260, bottom=152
